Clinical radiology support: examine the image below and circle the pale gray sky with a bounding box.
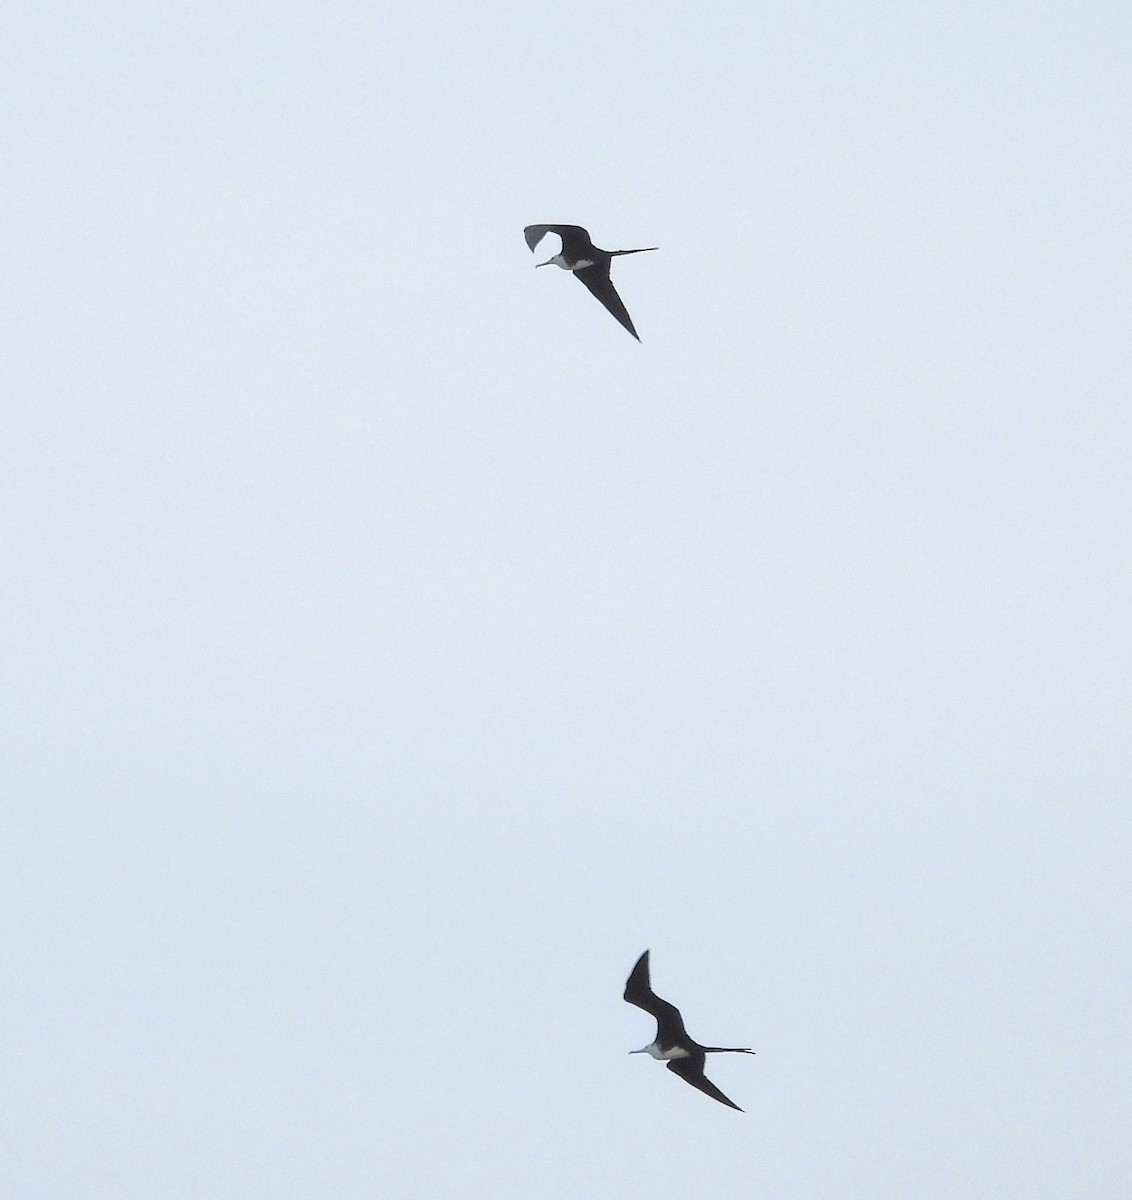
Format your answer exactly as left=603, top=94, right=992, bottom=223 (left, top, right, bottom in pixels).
left=3, top=2, right=1131, bottom=1197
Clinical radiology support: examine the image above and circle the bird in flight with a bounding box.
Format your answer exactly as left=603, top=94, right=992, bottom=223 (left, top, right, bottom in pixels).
left=524, top=224, right=656, bottom=341
left=624, top=950, right=756, bottom=1111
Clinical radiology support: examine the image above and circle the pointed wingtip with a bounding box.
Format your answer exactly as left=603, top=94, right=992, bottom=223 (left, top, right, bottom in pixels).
left=667, top=1059, right=747, bottom=1111
left=624, top=950, right=651, bottom=1001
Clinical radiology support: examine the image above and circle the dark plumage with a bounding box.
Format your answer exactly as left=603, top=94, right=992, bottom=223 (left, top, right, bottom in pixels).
left=523, top=223, right=656, bottom=340
left=624, top=950, right=755, bottom=1111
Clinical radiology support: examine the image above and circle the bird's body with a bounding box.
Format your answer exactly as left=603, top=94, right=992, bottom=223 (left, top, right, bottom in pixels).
left=523, top=224, right=656, bottom=340
left=624, top=950, right=755, bottom=1112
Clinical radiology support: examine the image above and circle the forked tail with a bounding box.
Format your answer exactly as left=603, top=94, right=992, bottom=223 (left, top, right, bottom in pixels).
left=610, top=247, right=659, bottom=257
left=703, top=1046, right=756, bottom=1055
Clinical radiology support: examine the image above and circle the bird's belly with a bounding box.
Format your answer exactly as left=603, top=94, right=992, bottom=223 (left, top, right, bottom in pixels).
left=656, top=1045, right=691, bottom=1061
left=569, top=258, right=595, bottom=271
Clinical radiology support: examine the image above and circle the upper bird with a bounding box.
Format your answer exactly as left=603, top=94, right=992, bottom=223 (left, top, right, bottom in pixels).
left=623, top=950, right=755, bottom=1112
left=524, top=224, right=656, bottom=341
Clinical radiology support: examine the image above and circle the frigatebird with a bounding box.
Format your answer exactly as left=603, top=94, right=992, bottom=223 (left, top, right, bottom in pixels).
left=624, top=950, right=755, bottom=1112
left=523, top=224, right=656, bottom=341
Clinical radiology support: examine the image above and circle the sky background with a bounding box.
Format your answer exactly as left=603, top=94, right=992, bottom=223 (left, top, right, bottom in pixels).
left=3, top=2, right=1131, bottom=1197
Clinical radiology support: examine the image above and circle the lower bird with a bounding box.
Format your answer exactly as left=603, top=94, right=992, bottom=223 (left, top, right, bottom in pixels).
left=523, top=224, right=656, bottom=341
left=624, top=950, right=755, bottom=1111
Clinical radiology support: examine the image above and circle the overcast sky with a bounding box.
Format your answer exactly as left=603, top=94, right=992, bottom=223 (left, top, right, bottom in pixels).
left=3, top=2, right=1131, bottom=1197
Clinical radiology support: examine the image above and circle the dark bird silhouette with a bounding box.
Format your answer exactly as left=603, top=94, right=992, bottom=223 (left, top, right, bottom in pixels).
left=623, top=950, right=755, bottom=1111
left=523, top=224, right=656, bottom=340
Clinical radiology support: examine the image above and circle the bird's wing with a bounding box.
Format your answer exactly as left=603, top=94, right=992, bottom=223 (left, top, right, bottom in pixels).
left=623, top=951, right=689, bottom=1038
left=666, top=1058, right=744, bottom=1111
left=523, top=224, right=591, bottom=253
left=574, top=264, right=640, bottom=340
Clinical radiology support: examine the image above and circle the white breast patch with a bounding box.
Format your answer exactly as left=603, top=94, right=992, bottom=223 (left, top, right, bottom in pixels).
left=647, top=1043, right=690, bottom=1061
